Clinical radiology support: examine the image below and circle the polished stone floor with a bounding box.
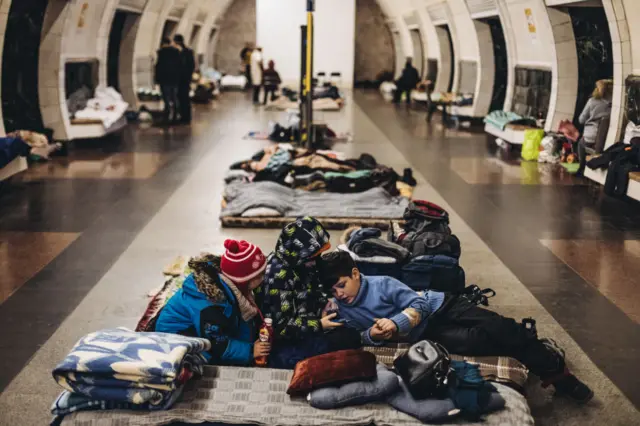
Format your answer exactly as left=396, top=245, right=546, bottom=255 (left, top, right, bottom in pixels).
left=0, top=91, right=638, bottom=425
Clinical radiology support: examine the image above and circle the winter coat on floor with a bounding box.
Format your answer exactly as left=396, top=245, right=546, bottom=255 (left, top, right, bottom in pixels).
left=156, top=254, right=259, bottom=366
left=257, top=217, right=331, bottom=340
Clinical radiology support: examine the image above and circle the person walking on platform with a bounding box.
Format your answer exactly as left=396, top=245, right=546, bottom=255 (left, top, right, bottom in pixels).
left=155, top=37, right=181, bottom=125
left=250, top=47, right=264, bottom=105
left=393, top=57, right=420, bottom=106
left=174, top=34, right=196, bottom=124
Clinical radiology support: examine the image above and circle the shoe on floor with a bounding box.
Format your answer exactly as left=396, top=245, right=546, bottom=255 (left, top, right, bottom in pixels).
left=402, top=168, right=417, bottom=187
left=553, top=374, right=594, bottom=404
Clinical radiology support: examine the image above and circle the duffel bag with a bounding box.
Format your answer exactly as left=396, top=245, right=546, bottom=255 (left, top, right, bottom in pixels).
left=400, top=231, right=461, bottom=260
left=401, top=255, right=466, bottom=292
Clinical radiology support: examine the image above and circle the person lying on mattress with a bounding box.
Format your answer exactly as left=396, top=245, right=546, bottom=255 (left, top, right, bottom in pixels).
left=255, top=216, right=361, bottom=369
left=155, top=240, right=271, bottom=366
left=317, top=251, right=594, bottom=404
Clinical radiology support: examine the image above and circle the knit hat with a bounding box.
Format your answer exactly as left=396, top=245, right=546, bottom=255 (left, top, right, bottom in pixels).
left=221, top=239, right=267, bottom=287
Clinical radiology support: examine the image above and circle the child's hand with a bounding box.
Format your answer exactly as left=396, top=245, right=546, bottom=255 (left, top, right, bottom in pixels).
left=370, top=325, right=393, bottom=341
left=322, top=299, right=338, bottom=317
left=253, top=340, right=271, bottom=359
left=374, top=318, right=398, bottom=334
left=321, top=313, right=344, bottom=330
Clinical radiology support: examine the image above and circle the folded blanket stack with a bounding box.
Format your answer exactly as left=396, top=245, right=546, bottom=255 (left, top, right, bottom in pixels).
left=51, top=328, right=210, bottom=420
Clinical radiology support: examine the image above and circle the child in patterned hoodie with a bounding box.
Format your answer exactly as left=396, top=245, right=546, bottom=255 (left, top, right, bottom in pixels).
left=257, top=217, right=360, bottom=367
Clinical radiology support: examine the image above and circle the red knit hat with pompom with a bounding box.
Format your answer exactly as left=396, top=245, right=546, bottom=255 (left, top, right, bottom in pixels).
left=220, top=239, right=267, bottom=287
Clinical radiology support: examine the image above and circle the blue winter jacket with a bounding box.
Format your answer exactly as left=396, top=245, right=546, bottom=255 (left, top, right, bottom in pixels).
left=156, top=273, right=255, bottom=365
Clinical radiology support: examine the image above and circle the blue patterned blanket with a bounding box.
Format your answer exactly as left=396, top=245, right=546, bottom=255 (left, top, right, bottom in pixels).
left=52, top=328, right=210, bottom=411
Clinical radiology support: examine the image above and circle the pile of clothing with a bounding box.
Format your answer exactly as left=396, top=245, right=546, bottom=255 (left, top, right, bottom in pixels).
left=427, top=92, right=474, bottom=106
left=483, top=110, right=538, bottom=131
left=266, top=85, right=345, bottom=111
left=226, top=144, right=416, bottom=196
left=339, top=200, right=465, bottom=293
left=69, top=86, right=129, bottom=129
left=51, top=327, right=209, bottom=423
left=587, top=139, right=640, bottom=196
left=221, top=181, right=409, bottom=219
left=191, top=70, right=220, bottom=104
left=307, top=360, right=504, bottom=422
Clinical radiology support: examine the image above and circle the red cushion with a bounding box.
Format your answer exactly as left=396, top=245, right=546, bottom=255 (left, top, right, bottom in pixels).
left=287, top=349, right=377, bottom=396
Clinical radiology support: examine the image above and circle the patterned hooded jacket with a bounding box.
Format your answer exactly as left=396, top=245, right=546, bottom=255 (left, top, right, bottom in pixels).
left=258, top=217, right=331, bottom=340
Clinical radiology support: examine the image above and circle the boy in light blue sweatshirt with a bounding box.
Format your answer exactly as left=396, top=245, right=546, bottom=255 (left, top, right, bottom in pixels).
left=318, top=251, right=593, bottom=404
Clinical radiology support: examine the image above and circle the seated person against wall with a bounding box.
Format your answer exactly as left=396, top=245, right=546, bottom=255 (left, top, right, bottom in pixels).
left=393, top=57, right=421, bottom=105
left=262, top=60, right=282, bottom=105
left=257, top=217, right=361, bottom=368
left=576, top=79, right=613, bottom=176
left=155, top=240, right=271, bottom=366
left=318, top=251, right=594, bottom=404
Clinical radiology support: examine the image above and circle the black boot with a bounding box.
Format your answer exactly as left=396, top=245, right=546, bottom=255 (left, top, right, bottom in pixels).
left=553, top=374, right=594, bottom=404
left=402, top=168, right=417, bottom=187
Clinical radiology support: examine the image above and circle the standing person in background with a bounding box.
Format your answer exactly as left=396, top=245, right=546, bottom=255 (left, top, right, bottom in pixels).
left=262, top=60, right=282, bottom=105
left=393, top=57, right=420, bottom=106
left=250, top=47, right=264, bottom=105
left=155, top=37, right=181, bottom=125
left=240, top=42, right=254, bottom=90
left=174, top=34, right=196, bottom=124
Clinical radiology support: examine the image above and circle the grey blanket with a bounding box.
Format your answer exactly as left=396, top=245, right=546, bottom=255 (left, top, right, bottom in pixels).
left=60, top=366, right=534, bottom=426
left=221, top=181, right=409, bottom=219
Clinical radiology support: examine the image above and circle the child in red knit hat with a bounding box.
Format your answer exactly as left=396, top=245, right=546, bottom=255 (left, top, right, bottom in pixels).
left=221, top=239, right=267, bottom=297
left=156, top=239, right=270, bottom=365
left=221, top=239, right=270, bottom=362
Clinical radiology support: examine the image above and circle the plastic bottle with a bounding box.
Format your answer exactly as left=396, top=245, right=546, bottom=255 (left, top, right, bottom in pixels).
left=255, top=318, right=273, bottom=367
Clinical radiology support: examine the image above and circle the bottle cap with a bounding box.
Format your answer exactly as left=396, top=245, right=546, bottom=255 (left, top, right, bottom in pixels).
left=264, top=318, right=273, bottom=325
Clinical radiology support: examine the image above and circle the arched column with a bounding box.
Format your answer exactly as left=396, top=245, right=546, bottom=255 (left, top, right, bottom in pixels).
left=0, top=0, right=12, bottom=136
left=38, top=0, right=120, bottom=140
left=116, top=0, right=150, bottom=110
left=604, top=0, right=632, bottom=148
left=38, top=0, right=73, bottom=140
left=495, top=0, right=518, bottom=112
left=545, top=5, right=579, bottom=131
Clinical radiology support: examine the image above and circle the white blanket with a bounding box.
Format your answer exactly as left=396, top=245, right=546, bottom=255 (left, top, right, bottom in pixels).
left=221, top=75, right=247, bottom=88
left=74, top=87, right=128, bottom=129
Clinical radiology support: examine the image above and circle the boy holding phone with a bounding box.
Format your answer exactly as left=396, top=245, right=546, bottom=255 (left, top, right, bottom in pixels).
left=318, top=251, right=593, bottom=404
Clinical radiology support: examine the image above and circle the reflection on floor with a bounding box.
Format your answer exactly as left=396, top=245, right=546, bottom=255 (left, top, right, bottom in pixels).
left=21, top=152, right=176, bottom=181
left=541, top=239, right=640, bottom=324
left=0, top=231, right=79, bottom=304
left=451, top=157, right=585, bottom=186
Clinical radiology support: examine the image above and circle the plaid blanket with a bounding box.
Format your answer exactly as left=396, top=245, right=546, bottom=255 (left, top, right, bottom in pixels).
left=364, top=344, right=529, bottom=392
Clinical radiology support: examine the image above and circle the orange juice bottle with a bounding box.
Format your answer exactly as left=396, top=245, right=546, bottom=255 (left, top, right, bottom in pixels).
left=255, top=318, right=273, bottom=367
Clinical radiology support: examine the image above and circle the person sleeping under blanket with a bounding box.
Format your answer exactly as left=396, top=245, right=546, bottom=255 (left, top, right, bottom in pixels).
left=316, top=251, right=594, bottom=405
